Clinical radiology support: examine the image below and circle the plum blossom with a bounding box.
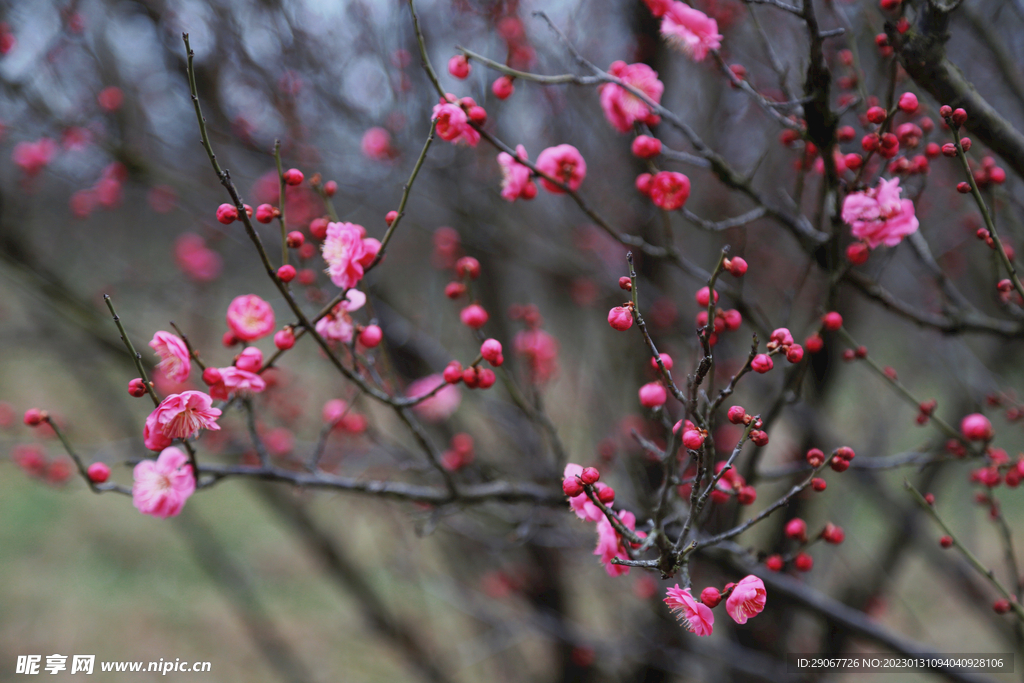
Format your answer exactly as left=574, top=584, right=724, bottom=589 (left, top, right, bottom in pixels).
left=841, top=177, right=919, bottom=249
left=147, top=391, right=221, bottom=441
left=432, top=98, right=480, bottom=147
left=361, top=127, right=393, bottom=160
left=132, top=446, right=195, bottom=518
left=207, top=367, right=267, bottom=401
left=497, top=145, right=535, bottom=201
left=661, top=3, right=722, bottom=62
left=564, top=463, right=606, bottom=521
left=174, top=234, right=222, bottom=283
left=665, top=585, right=715, bottom=635
left=599, top=61, right=664, bottom=132
left=149, top=331, right=191, bottom=383
left=322, top=222, right=380, bottom=290
left=315, top=289, right=367, bottom=343
left=536, top=144, right=587, bottom=194
left=725, top=575, right=767, bottom=624
left=226, top=294, right=276, bottom=341
left=649, top=171, right=691, bottom=210
left=595, top=509, right=640, bottom=576
left=407, top=374, right=461, bottom=422
left=513, top=328, right=559, bottom=384
left=143, top=411, right=173, bottom=451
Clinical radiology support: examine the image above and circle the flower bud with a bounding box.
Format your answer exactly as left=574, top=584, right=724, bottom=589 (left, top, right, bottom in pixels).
left=359, top=324, right=383, bottom=348
left=581, top=467, right=600, bottom=485
left=283, top=168, right=304, bottom=186
left=87, top=462, right=111, bottom=483
left=128, top=378, right=147, bottom=398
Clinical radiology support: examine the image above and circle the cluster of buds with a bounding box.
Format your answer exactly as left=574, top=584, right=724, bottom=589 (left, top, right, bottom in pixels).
left=939, top=104, right=968, bottom=129
left=443, top=339, right=504, bottom=391
left=712, top=460, right=757, bottom=506
left=726, top=406, right=768, bottom=447
left=562, top=466, right=616, bottom=505
left=216, top=202, right=252, bottom=225
left=841, top=345, right=868, bottom=362
left=915, top=399, right=937, bottom=425
left=694, top=287, right=742, bottom=346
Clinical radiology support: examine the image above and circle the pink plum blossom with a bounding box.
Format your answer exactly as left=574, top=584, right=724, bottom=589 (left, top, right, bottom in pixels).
left=315, top=289, right=366, bottom=343
left=132, top=446, right=195, bottom=518
left=599, top=61, right=664, bottom=132
left=432, top=98, right=480, bottom=147
left=536, top=144, right=587, bottom=194
left=207, top=367, right=267, bottom=401
left=497, top=145, right=535, bottom=201
left=322, top=222, right=379, bottom=290
left=143, top=411, right=173, bottom=451
left=149, top=331, right=191, bottom=383
left=649, top=171, right=691, bottom=210
left=725, top=575, right=767, bottom=624
left=226, top=294, right=276, bottom=341
left=147, top=391, right=221, bottom=441
left=407, top=374, right=461, bottom=422
left=595, top=509, right=639, bottom=576
left=661, top=3, right=723, bottom=62
left=564, top=463, right=606, bottom=521
left=665, top=585, right=715, bottom=635
left=841, top=177, right=919, bottom=249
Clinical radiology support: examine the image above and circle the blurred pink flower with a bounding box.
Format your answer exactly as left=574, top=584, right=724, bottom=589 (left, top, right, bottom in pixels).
left=361, top=127, right=393, bottom=160
left=599, top=61, right=664, bottom=132
left=665, top=585, right=714, bottom=635
left=148, top=391, right=221, bottom=441
left=514, top=329, right=559, bottom=384
left=133, top=447, right=195, bottom=518
left=536, top=144, right=587, bottom=194
left=174, top=234, right=222, bottom=283
left=226, top=294, right=276, bottom=341
left=97, top=86, right=124, bottom=112
left=13, top=138, right=56, bottom=178
left=841, top=177, right=919, bottom=249
left=322, top=222, right=379, bottom=290
left=149, top=331, right=191, bottom=383
left=148, top=185, right=177, bottom=213
left=725, top=575, right=767, bottom=624
left=407, top=374, right=460, bottom=422
left=661, top=3, right=722, bottom=62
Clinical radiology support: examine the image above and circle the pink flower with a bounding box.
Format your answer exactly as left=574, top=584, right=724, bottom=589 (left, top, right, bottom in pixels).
left=664, top=585, right=715, bottom=635
left=725, top=575, right=767, bottom=624
left=661, top=3, right=723, bottom=62
left=148, top=391, right=221, bottom=441
left=226, top=294, right=275, bottom=341
left=12, top=138, right=57, bottom=178
left=149, top=331, right=191, bottom=383
left=132, top=447, right=195, bottom=518
left=315, top=289, right=366, bottom=343
left=841, top=177, right=919, bottom=249
left=536, top=144, right=587, bottom=194
left=595, top=509, right=638, bottom=576
left=361, top=127, right=393, bottom=160
left=497, top=145, right=535, bottom=201
left=432, top=99, right=480, bottom=147
left=322, top=222, right=379, bottom=290
left=143, top=411, right=173, bottom=451
left=513, top=328, right=559, bottom=384
left=649, top=171, right=691, bottom=210
left=564, top=463, right=606, bottom=521
left=407, top=374, right=461, bottom=422
left=174, top=234, right=222, bottom=283
left=599, top=61, right=664, bottom=133
left=207, top=367, right=267, bottom=401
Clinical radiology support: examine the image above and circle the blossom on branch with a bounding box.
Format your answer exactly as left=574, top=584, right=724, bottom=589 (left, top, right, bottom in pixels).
left=599, top=61, right=664, bottom=133
left=661, top=3, right=722, bottom=62
left=132, top=446, right=195, bottom=519
left=725, top=575, right=767, bottom=624
left=149, top=331, right=191, bottom=383
left=664, top=585, right=715, bottom=635
left=536, top=144, right=587, bottom=194
left=322, top=223, right=380, bottom=290
left=226, top=294, right=276, bottom=342
left=147, top=391, right=221, bottom=441
left=497, top=145, right=535, bottom=201
left=841, top=177, right=919, bottom=249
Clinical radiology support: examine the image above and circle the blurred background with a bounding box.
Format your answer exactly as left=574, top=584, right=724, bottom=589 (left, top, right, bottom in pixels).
left=2, top=0, right=1024, bottom=680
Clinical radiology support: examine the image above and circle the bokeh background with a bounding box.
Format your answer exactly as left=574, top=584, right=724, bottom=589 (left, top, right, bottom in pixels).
left=2, top=0, right=1024, bottom=681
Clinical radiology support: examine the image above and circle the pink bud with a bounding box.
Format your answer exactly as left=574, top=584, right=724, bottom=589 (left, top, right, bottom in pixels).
left=821, top=311, right=843, bottom=331
left=794, top=552, right=813, bottom=572
left=682, top=430, right=705, bottom=450
left=456, top=256, right=481, bottom=279
left=256, top=204, right=276, bottom=223
left=23, top=409, right=44, bottom=426
left=492, top=75, right=515, bottom=100
left=477, top=368, right=496, bottom=389
left=286, top=231, right=305, bottom=248
left=608, top=306, right=633, bottom=331
left=460, top=304, right=489, bottom=329
left=785, top=517, right=807, bottom=541
left=443, top=361, right=463, bottom=384
left=480, top=339, right=503, bottom=365
left=631, top=135, right=662, bottom=159
left=727, top=406, right=746, bottom=424
left=581, top=467, right=600, bottom=485
left=897, top=92, right=918, bottom=114
left=128, top=378, right=147, bottom=398
left=359, top=324, right=383, bottom=348
left=324, top=180, right=337, bottom=196
left=236, top=346, right=263, bottom=373
left=283, top=168, right=304, bottom=186
left=650, top=353, right=673, bottom=371
left=385, top=210, right=398, bottom=226
left=961, top=413, right=993, bottom=441
left=695, top=286, right=719, bottom=307
left=448, top=54, right=471, bottom=79
left=277, top=264, right=296, bottom=283
left=786, top=344, right=804, bottom=363
left=202, top=367, right=223, bottom=385
left=87, top=462, right=111, bottom=483
left=726, top=257, right=748, bottom=277
left=274, top=327, right=295, bottom=350
left=639, top=382, right=668, bottom=408
left=751, top=354, right=773, bottom=373
left=700, top=587, right=721, bottom=608
left=563, top=477, right=584, bottom=497
left=216, top=203, right=237, bottom=224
